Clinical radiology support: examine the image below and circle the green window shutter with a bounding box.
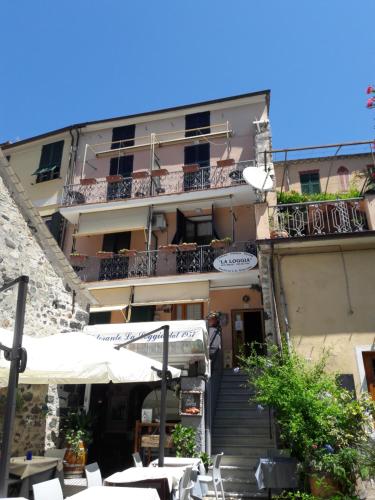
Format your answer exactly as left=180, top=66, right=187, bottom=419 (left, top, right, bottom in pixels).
left=300, top=172, right=320, bottom=195
left=33, top=140, right=64, bottom=181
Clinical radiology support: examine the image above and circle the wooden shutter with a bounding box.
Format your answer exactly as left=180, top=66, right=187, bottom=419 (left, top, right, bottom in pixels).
left=172, top=209, right=187, bottom=244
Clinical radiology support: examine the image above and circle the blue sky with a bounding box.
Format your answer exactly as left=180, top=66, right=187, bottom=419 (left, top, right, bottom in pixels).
left=0, top=0, right=374, bottom=151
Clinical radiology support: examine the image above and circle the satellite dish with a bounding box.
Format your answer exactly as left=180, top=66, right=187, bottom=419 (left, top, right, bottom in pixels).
left=242, top=167, right=273, bottom=192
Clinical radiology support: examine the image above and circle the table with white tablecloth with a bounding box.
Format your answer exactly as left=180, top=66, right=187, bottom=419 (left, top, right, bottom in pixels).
left=105, top=466, right=185, bottom=500
left=9, top=456, right=64, bottom=498
left=148, top=457, right=206, bottom=499
left=66, top=485, right=160, bottom=500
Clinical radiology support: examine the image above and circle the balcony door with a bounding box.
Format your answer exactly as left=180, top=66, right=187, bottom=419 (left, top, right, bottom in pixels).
left=184, top=143, right=210, bottom=191
left=99, top=232, right=131, bottom=281
left=107, top=125, right=135, bottom=201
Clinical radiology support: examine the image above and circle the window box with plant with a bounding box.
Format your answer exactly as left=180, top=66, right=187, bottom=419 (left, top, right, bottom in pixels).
left=217, top=158, right=235, bottom=168
left=240, top=345, right=375, bottom=498
left=158, top=244, right=179, bottom=254
left=177, top=242, right=197, bottom=252
left=96, top=251, right=114, bottom=259
left=210, top=237, right=232, bottom=249
left=106, top=174, right=123, bottom=183
left=70, top=252, right=88, bottom=263
left=183, top=164, right=200, bottom=174
left=118, top=248, right=137, bottom=257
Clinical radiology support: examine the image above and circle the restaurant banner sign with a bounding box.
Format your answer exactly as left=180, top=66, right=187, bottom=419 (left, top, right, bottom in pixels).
left=84, top=320, right=208, bottom=359
left=213, top=252, right=257, bottom=273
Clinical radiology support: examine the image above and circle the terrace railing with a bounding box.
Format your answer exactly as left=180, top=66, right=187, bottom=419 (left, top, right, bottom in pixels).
left=61, top=161, right=255, bottom=207
left=73, top=241, right=257, bottom=282
left=268, top=198, right=368, bottom=238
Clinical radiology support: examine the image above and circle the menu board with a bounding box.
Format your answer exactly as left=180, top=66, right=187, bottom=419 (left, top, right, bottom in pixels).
left=179, top=390, right=203, bottom=416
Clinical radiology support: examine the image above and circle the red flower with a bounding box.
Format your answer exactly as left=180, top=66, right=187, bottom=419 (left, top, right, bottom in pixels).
left=366, top=98, right=375, bottom=108
left=312, top=444, right=318, bottom=449
left=367, top=86, right=375, bottom=94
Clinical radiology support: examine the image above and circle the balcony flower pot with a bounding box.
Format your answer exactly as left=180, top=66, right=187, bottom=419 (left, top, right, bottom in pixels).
left=217, top=158, right=235, bottom=168
left=183, top=164, right=199, bottom=174
left=177, top=243, right=197, bottom=252
left=270, top=229, right=289, bottom=239
left=159, top=244, right=178, bottom=254
left=132, top=171, right=149, bottom=179
left=210, top=238, right=232, bottom=249
left=80, top=178, right=97, bottom=185
left=106, top=174, right=123, bottom=183
left=63, top=440, right=87, bottom=478
left=151, top=169, right=169, bottom=177
left=96, top=251, right=114, bottom=259
left=70, top=253, right=88, bottom=264
left=118, top=249, right=137, bottom=257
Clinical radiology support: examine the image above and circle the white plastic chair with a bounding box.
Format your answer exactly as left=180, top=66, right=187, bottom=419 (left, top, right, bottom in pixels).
left=45, top=448, right=67, bottom=459
left=85, top=462, right=102, bottom=487
left=132, top=452, right=143, bottom=467
left=198, top=452, right=225, bottom=500
left=179, top=465, right=194, bottom=500
left=32, top=478, right=63, bottom=500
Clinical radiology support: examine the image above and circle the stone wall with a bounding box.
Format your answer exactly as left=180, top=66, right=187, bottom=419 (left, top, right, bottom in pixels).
left=0, top=155, right=91, bottom=455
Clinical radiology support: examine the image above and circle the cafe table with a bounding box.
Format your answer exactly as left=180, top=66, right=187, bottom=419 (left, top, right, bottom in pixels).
left=149, top=457, right=206, bottom=500
left=104, top=466, right=185, bottom=500
left=9, top=456, right=64, bottom=498
left=66, top=485, right=160, bottom=499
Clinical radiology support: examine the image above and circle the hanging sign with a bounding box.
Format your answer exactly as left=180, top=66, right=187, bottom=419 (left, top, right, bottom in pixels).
left=213, top=252, right=257, bottom=273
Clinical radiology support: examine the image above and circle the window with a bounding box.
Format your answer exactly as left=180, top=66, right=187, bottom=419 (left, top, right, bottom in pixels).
left=34, top=141, right=64, bottom=183
left=43, top=212, right=64, bottom=247
left=89, top=311, right=111, bottom=325
left=338, top=166, right=350, bottom=191
left=172, top=303, right=203, bottom=320
left=300, top=171, right=320, bottom=194
left=185, top=111, right=210, bottom=137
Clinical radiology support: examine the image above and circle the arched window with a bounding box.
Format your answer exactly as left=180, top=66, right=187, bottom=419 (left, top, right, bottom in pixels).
left=338, top=166, right=350, bottom=191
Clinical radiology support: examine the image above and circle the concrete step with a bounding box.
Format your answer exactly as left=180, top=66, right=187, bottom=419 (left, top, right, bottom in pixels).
left=205, top=490, right=267, bottom=499
left=213, top=434, right=272, bottom=446
left=213, top=422, right=271, bottom=434
left=217, top=394, right=254, bottom=402
left=215, top=401, right=260, bottom=409
left=220, top=455, right=267, bottom=467
left=212, top=445, right=274, bottom=456
left=215, top=408, right=266, bottom=418
left=219, top=465, right=258, bottom=481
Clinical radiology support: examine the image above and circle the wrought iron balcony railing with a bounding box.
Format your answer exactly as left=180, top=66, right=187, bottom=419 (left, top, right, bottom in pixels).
left=268, top=198, right=368, bottom=238
left=61, top=161, right=255, bottom=207
left=72, top=241, right=257, bottom=282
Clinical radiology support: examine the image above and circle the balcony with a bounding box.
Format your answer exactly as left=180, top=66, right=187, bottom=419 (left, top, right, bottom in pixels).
left=61, top=161, right=255, bottom=207
left=72, top=241, right=257, bottom=283
left=268, top=198, right=368, bottom=238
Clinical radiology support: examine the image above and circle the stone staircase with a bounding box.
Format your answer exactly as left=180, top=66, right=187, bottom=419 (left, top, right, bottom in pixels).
left=209, top=368, right=277, bottom=499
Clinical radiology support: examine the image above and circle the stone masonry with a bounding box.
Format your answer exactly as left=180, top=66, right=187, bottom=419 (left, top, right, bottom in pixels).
left=0, top=150, right=92, bottom=455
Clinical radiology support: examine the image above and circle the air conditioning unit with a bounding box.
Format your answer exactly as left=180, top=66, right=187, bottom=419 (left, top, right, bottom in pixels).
left=152, top=213, right=167, bottom=230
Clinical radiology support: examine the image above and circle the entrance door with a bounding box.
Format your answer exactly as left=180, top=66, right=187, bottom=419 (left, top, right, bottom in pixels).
left=362, top=351, right=375, bottom=400
left=231, top=310, right=265, bottom=365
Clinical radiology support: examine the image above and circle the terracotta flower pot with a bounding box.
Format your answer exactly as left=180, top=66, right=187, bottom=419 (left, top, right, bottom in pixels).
left=70, top=254, right=88, bottom=263
left=132, top=171, right=149, bottom=179
left=106, top=175, right=123, bottom=183
left=159, top=245, right=178, bottom=253
left=96, top=252, right=114, bottom=259
left=217, top=158, right=235, bottom=168
left=177, top=243, right=197, bottom=252
left=151, top=169, right=169, bottom=177
left=80, top=178, right=97, bottom=185
left=118, top=250, right=137, bottom=257
left=270, top=229, right=289, bottom=239
left=309, top=473, right=341, bottom=498
left=183, top=164, right=199, bottom=174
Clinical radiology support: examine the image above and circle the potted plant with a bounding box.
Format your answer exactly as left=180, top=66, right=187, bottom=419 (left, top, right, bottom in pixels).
left=132, top=171, right=149, bottom=179
left=62, top=410, right=94, bottom=478
left=210, top=237, right=232, bottom=249
left=158, top=244, right=179, bottom=253
left=183, top=164, right=199, bottom=174
left=269, top=217, right=289, bottom=239
left=240, top=345, right=375, bottom=497
left=69, top=252, right=88, bottom=264
left=217, top=158, right=235, bottom=168
left=118, top=248, right=137, bottom=257
left=171, top=424, right=197, bottom=458
left=177, top=242, right=197, bottom=252
left=96, top=250, right=114, bottom=259
left=80, top=178, right=97, bottom=185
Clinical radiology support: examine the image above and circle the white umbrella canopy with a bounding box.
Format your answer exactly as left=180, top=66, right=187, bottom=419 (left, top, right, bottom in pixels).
left=0, top=328, right=180, bottom=386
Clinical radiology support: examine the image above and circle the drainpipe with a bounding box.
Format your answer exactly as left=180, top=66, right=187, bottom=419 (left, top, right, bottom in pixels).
left=274, top=252, right=292, bottom=352
left=268, top=242, right=282, bottom=349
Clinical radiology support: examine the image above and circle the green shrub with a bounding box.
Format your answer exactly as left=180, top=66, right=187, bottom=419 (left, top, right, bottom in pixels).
left=277, top=188, right=361, bottom=205
left=240, top=345, right=375, bottom=494
left=171, top=424, right=197, bottom=457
